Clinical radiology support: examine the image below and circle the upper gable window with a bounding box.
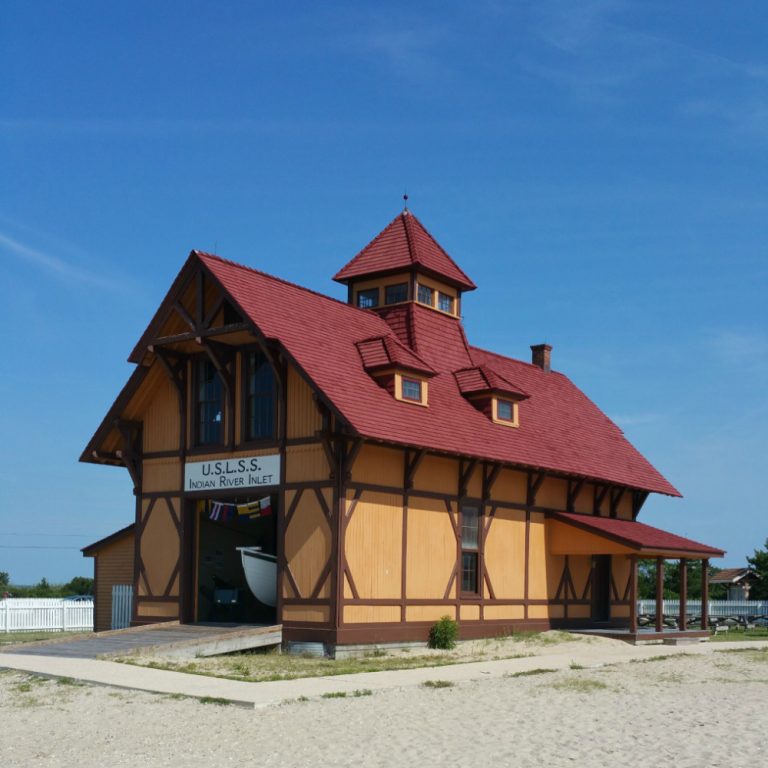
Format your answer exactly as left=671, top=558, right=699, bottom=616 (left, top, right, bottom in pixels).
left=195, top=358, right=223, bottom=446
left=385, top=283, right=408, bottom=305
left=244, top=351, right=276, bottom=441
left=438, top=292, right=454, bottom=314
left=417, top=284, right=433, bottom=306
left=357, top=289, right=379, bottom=309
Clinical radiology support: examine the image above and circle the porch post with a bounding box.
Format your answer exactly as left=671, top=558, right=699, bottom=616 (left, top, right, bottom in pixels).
left=701, top=559, right=710, bottom=630
left=679, top=558, right=687, bottom=630
left=655, top=557, right=665, bottom=633
left=629, top=556, right=638, bottom=634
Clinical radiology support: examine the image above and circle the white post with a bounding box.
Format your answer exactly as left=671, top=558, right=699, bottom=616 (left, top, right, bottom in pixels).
left=61, top=601, right=67, bottom=632
left=2, top=600, right=7, bottom=633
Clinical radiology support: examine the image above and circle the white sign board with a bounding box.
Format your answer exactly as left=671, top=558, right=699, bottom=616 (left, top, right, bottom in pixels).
left=184, top=454, right=281, bottom=493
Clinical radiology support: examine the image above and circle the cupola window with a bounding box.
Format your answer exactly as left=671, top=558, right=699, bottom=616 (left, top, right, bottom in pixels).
left=438, top=292, right=454, bottom=313
left=385, top=282, right=408, bottom=304
left=357, top=288, right=379, bottom=309
left=417, top=284, right=433, bottom=306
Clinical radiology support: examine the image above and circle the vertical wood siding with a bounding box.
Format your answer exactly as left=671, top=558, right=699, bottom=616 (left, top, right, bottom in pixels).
left=94, top=535, right=134, bottom=632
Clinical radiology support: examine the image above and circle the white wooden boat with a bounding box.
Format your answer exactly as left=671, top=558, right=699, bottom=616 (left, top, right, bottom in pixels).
left=236, top=547, right=277, bottom=607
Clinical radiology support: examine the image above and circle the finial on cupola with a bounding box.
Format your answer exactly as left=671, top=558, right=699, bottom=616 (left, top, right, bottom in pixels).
left=403, top=192, right=409, bottom=212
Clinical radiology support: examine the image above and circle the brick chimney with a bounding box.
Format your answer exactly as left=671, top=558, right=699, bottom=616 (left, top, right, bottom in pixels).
left=531, top=343, right=552, bottom=372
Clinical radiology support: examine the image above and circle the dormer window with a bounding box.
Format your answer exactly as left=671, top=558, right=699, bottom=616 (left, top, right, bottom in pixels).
left=454, top=365, right=529, bottom=427
left=357, top=288, right=379, bottom=309
left=417, top=284, right=433, bottom=306
left=385, top=283, right=408, bottom=304
left=493, top=397, right=519, bottom=427
left=401, top=377, right=422, bottom=402
left=356, top=336, right=435, bottom=408
left=396, top=373, right=428, bottom=406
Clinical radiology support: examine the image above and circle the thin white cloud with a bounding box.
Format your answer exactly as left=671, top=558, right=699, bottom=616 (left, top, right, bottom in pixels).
left=0, top=230, right=125, bottom=292
left=708, top=329, right=768, bottom=366
left=612, top=412, right=660, bottom=427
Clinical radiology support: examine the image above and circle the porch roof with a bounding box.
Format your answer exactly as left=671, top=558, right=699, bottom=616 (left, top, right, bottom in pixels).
left=549, top=512, right=725, bottom=558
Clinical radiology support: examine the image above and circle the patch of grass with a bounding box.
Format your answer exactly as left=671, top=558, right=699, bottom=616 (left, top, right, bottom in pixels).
left=56, top=676, right=84, bottom=686
left=0, top=631, right=83, bottom=646
left=506, top=667, right=556, bottom=678
left=13, top=675, right=47, bottom=693
left=507, top=631, right=571, bottom=646
left=352, top=688, right=372, bottom=697
left=199, top=696, right=230, bottom=706
left=569, top=662, right=586, bottom=670
left=422, top=679, right=454, bottom=689
left=297, top=695, right=309, bottom=702
left=165, top=692, right=191, bottom=701
left=631, top=654, right=681, bottom=664
left=709, top=628, right=768, bottom=643
left=552, top=678, right=608, bottom=693
left=321, top=691, right=347, bottom=699
left=715, top=647, right=768, bottom=663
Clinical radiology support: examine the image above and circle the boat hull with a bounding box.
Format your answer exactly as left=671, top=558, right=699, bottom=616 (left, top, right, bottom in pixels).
left=237, top=547, right=277, bottom=607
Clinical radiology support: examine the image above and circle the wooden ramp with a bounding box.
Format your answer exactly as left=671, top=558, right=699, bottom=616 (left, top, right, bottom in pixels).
left=3, top=622, right=282, bottom=659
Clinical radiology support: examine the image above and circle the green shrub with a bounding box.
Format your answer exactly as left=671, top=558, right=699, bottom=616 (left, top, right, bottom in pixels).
left=428, top=616, right=459, bottom=650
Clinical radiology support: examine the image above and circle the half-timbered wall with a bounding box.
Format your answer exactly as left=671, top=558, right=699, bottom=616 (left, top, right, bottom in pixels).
left=338, top=443, right=645, bottom=639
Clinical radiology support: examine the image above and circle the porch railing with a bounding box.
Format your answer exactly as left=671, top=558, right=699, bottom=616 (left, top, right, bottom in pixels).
left=637, top=599, right=768, bottom=618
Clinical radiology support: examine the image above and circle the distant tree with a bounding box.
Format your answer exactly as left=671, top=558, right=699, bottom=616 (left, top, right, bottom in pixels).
left=64, top=576, right=94, bottom=595
left=637, top=559, right=724, bottom=600
left=665, top=561, right=724, bottom=600
left=33, top=577, right=54, bottom=597
left=638, top=560, right=655, bottom=599
left=0, top=571, right=9, bottom=590
left=747, top=539, right=768, bottom=600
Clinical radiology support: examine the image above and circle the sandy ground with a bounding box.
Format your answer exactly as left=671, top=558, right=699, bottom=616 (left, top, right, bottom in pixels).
left=2, top=648, right=767, bottom=768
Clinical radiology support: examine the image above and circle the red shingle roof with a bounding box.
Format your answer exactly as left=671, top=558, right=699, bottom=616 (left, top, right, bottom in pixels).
left=552, top=513, right=724, bottom=556
left=454, top=365, right=530, bottom=400
left=710, top=568, right=759, bottom=584
left=333, top=212, right=477, bottom=291
left=356, top=336, right=436, bottom=376
left=198, top=251, right=681, bottom=496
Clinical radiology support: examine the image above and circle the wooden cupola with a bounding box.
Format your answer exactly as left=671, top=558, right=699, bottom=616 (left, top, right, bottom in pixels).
left=334, top=210, right=476, bottom=319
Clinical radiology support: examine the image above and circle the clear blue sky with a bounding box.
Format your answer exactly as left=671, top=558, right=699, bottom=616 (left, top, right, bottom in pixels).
left=1, top=2, right=766, bottom=584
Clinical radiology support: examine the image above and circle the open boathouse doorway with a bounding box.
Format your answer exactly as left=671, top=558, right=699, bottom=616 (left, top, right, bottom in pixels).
left=190, top=494, right=278, bottom=625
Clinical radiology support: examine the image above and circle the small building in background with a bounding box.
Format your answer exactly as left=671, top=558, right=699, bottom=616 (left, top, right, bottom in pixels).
left=710, top=568, right=760, bottom=601
left=82, top=524, right=134, bottom=632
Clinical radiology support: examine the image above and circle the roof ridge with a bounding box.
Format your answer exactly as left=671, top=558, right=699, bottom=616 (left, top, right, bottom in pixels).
left=196, top=250, right=390, bottom=320
left=331, top=213, right=404, bottom=281
left=401, top=212, right=417, bottom=268
left=406, top=212, right=475, bottom=287
left=381, top=333, right=436, bottom=372
left=469, top=343, right=561, bottom=374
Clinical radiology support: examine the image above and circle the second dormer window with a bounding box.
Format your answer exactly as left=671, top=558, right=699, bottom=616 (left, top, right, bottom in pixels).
left=438, top=292, right=454, bottom=313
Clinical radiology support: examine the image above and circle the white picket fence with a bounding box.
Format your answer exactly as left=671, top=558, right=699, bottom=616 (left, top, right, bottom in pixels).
left=111, top=585, right=133, bottom=630
left=0, top=598, right=94, bottom=633
left=637, top=599, right=768, bottom=618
